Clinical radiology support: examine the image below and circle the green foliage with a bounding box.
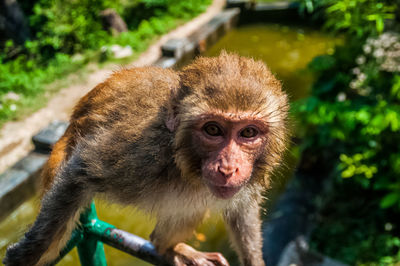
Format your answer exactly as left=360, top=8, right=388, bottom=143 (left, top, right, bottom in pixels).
left=295, top=31, right=400, bottom=209
left=0, top=52, right=85, bottom=122
left=0, top=0, right=211, bottom=124
left=310, top=181, right=400, bottom=264
left=299, top=0, right=398, bottom=38
left=29, top=0, right=111, bottom=54
left=294, top=0, right=400, bottom=263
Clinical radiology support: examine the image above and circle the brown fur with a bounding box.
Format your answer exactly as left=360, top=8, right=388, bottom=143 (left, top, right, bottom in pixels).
left=4, top=52, right=288, bottom=266
left=42, top=67, right=180, bottom=192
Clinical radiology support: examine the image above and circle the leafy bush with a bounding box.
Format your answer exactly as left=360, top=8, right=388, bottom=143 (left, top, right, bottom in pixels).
left=299, top=0, right=397, bottom=37
left=296, top=33, right=400, bottom=205
left=295, top=0, right=400, bottom=264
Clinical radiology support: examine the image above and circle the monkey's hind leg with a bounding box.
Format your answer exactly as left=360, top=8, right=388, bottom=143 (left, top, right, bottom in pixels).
left=3, top=156, right=93, bottom=266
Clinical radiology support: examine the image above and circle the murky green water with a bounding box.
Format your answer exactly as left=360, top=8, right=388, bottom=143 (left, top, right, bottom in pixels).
left=0, top=24, right=340, bottom=266
left=206, top=23, right=341, bottom=101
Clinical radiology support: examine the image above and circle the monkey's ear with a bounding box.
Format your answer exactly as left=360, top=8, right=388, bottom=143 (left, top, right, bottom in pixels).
left=165, top=90, right=179, bottom=132
left=165, top=83, right=183, bottom=132
left=165, top=110, right=178, bottom=132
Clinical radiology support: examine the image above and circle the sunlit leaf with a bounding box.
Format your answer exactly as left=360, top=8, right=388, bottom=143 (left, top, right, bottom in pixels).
left=380, top=193, right=400, bottom=209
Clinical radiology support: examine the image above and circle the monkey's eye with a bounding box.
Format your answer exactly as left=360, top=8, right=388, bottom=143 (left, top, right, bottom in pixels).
left=240, top=127, right=258, bottom=138
left=203, top=123, right=223, bottom=136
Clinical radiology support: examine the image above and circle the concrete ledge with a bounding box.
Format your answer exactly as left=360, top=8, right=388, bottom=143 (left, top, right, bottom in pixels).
left=161, top=38, right=188, bottom=59
left=0, top=153, right=48, bottom=221
left=32, top=121, right=69, bottom=153
left=0, top=121, right=68, bottom=222
left=155, top=8, right=240, bottom=68
left=227, top=0, right=298, bottom=10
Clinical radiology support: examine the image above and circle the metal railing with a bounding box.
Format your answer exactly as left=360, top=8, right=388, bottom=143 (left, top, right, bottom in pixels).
left=51, top=202, right=165, bottom=266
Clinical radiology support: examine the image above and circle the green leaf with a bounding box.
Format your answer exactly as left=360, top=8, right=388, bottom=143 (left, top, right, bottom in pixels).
left=380, top=193, right=400, bottom=209
left=376, top=17, right=384, bottom=33
left=305, top=0, right=314, bottom=13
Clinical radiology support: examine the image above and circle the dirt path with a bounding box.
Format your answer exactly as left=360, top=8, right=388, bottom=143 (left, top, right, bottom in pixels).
left=0, top=0, right=225, bottom=173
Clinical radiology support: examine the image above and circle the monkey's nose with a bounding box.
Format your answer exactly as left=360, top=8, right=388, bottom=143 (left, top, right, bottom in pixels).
left=218, top=166, right=238, bottom=178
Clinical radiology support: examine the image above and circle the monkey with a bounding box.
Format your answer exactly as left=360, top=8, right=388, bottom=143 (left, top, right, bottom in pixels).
left=3, top=51, right=289, bottom=266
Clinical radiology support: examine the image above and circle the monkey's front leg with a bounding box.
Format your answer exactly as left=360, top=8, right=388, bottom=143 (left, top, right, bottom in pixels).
left=224, top=201, right=265, bottom=266
left=3, top=155, right=93, bottom=266
left=150, top=215, right=229, bottom=266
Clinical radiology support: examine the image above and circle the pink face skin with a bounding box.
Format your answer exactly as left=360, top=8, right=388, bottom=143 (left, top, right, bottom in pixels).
left=192, top=113, right=268, bottom=199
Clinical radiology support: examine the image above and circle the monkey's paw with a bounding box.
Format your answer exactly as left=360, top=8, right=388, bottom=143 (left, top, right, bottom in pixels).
left=168, top=243, right=229, bottom=266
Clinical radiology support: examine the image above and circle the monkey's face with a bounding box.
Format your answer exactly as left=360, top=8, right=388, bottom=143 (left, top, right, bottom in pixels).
left=175, top=52, right=289, bottom=198
left=192, top=112, right=268, bottom=199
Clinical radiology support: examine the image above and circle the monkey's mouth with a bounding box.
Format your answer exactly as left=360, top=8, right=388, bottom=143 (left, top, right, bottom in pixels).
left=208, top=184, right=241, bottom=199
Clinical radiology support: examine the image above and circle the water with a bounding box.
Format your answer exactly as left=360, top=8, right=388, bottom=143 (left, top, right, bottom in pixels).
left=0, top=23, right=340, bottom=266
left=206, top=23, right=341, bottom=101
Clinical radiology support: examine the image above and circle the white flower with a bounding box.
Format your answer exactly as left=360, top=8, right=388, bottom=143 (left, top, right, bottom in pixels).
left=363, top=45, right=372, bottom=54
left=337, top=92, right=346, bottom=102
left=350, top=81, right=358, bottom=89
left=352, top=67, right=361, bottom=75
left=373, top=48, right=384, bottom=58
left=380, top=33, right=390, bottom=42
left=356, top=56, right=366, bottom=65
left=101, top=46, right=108, bottom=53
left=358, top=73, right=367, bottom=82
left=4, top=92, right=20, bottom=101
left=385, top=223, right=393, bottom=231
left=10, top=104, right=17, bottom=111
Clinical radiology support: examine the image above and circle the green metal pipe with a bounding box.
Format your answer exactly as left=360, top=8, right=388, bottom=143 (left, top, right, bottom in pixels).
left=50, top=202, right=167, bottom=265
left=86, top=218, right=165, bottom=265
left=77, top=202, right=108, bottom=266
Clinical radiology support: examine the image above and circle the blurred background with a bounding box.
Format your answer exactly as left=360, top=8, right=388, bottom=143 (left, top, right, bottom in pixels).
left=0, top=0, right=399, bottom=265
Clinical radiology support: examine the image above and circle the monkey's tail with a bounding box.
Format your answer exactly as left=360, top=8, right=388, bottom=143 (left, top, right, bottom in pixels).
left=3, top=155, right=93, bottom=266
